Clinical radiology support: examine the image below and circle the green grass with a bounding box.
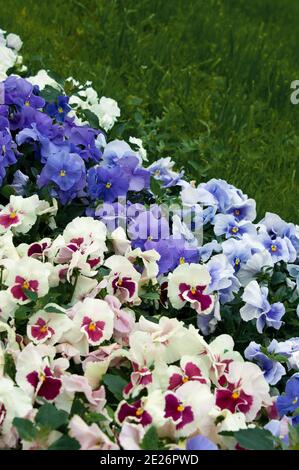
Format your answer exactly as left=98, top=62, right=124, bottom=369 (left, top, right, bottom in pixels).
left=1, top=0, right=299, bottom=222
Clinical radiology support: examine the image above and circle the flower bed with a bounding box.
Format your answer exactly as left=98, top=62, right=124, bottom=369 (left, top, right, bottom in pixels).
left=0, top=29, right=298, bottom=451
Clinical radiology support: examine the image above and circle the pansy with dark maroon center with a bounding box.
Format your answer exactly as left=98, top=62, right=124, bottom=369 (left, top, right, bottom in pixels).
left=30, top=318, right=54, bottom=342
left=179, top=283, right=212, bottom=312
left=164, top=393, right=194, bottom=430
left=87, top=257, right=101, bottom=269
left=117, top=399, right=152, bottom=427
left=81, top=316, right=105, bottom=343
left=215, top=380, right=253, bottom=414
left=28, top=241, right=49, bottom=259
left=70, top=237, right=84, bottom=247
left=123, top=362, right=153, bottom=397
left=26, top=366, right=62, bottom=401
left=112, top=274, right=137, bottom=300
left=168, top=361, right=207, bottom=391
left=0, top=207, right=20, bottom=229
left=11, top=276, right=39, bottom=301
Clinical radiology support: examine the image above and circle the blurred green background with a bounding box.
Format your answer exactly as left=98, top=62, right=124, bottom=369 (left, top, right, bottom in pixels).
left=1, top=0, right=299, bottom=222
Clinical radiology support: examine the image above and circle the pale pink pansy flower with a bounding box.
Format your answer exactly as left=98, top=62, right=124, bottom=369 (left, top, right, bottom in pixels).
left=119, top=422, right=145, bottom=450
left=69, top=415, right=119, bottom=450
left=167, top=263, right=215, bottom=315
left=105, top=294, right=135, bottom=338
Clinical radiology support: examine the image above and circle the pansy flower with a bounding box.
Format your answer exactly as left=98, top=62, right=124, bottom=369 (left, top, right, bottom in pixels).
left=215, top=362, right=271, bottom=421
left=164, top=392, right=194, bottom=430
left=72, top=298, right=114, bottom=347
left=16, top=344, right=62, bottom=402
left=240, top=280, right=285, bottom=333
left=116, top=399, right=152, bottom=427
left=27, top=309, right=72, bottom=345
left=105, top=255, right=141, bottom=304
left=167, top=357, right=209, bottom=391
left=167, top=263, right=214, bottom=315
left=3, top=257, right=51, bottom=304
left=0, top=194, right=42, bottom=234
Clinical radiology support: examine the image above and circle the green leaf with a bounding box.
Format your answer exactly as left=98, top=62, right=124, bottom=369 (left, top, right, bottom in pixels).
left=103, top=373, right=127, bottom=401
left=44, top=305, right=64, bottom=314
left=150, top=177, right=163, bottom=197
left=40, top=85, right=61, bottom=102
left=234, top=428, right=276, bottom=450
left=3, top=353, right=16, bottom=381
left=48, top=435, right=80, bottom=450
left=13, top=418, right=37, bottom=441
left=85, top=412, right=107, bottom=425
left=141, top=426, right=160, bottom=450
left=271, top=271, right=287, bottom=286
left=142, top=291, right=160, bottom=300
left=23, top=289, right=38, bottom=302
left=0, top=184, right=15, bottom=199
left=35, top=404, right=68, bottom=430
left=81, top=109, right=99, bottom=129
left=14, top=305, right=31, bottom=322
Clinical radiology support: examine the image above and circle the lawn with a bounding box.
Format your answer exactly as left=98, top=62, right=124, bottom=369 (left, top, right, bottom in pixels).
left=1, top=0, right=299, bottom=222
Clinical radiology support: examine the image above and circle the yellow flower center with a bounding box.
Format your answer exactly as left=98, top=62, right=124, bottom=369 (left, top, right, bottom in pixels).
left=234, top=209, right=240, bottom=216
left=182, top=376, right=189, bottom=383
left=39, top=325, right=48, bottom=334
left=179, top=257, right=185, bottom=264
left=25, top=100, right=30, bottom=107
left=177, top=404, right=185, bottom=412
left=235, top=258, right=240, bottom=266
left=271, top=245, right=277, bottom=252
left=60, top=170, right=66, bottom=177
left=105, top=182, right=111, bottom=189
left=39, top=372, right=46, bottom=382
left=190, top=287, right=196, bottom=294
left=88, top=322, right=96, bottom=331
left=231, top=226, right=239, bottom=234
left=58, top=107, right=64, bottom=113
left=22, top=280, right=30, bottom=290
left=135, top=407, right=143, bottom=416
left=117, top=279, right=123, bottom=286
left=1, top=144, right=6, bottom=154
left=292, top=397, right=298, bottom=405
left=231, top=391, right=240, bottom=400
left=9, top=211, right=17, bottom=219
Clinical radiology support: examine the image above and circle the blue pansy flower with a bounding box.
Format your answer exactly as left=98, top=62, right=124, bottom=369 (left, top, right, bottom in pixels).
left=38, top=147, right=86, bottom=204
left=87, top=165, right=129, bottom=202
left=186, top=435, right=218, bottom=451
left=276, top=373, right=299, bottom=425
left=240, top=280, right=285, bottom=333
left=45, top=95, right=71, bottom=122
left=244, top=340, right=286, bottom=385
